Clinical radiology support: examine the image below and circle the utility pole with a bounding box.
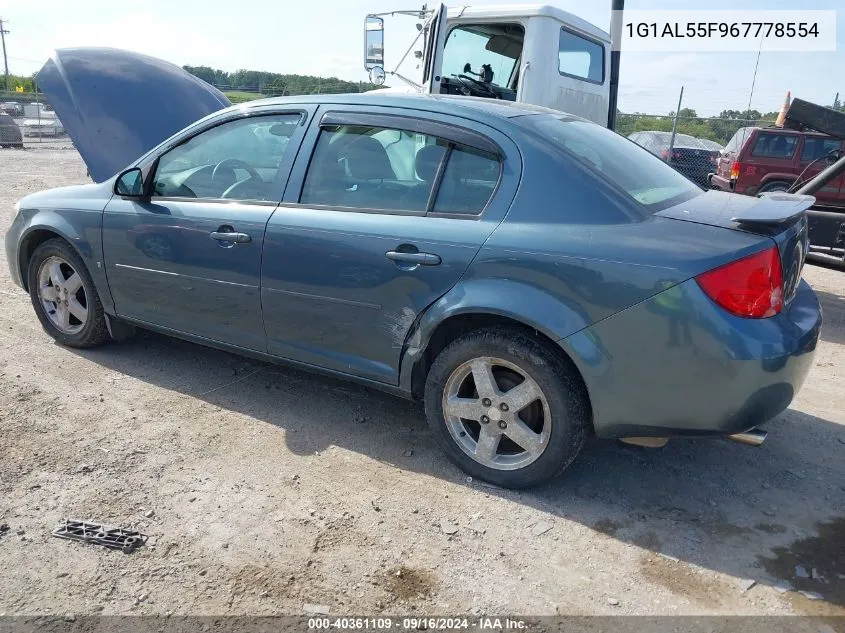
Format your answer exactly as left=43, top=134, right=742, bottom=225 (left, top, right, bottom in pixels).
left=0, top=19, right=10, bottom=92
left=607, top=0, right=624, bottom=130
left=667, top=86, right=684, bottom=166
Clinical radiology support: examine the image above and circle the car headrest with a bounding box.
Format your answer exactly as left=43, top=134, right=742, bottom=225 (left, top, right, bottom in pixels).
left=343, top=136, right=396, bottom=180
left=415, top=144, right=447, bottom=182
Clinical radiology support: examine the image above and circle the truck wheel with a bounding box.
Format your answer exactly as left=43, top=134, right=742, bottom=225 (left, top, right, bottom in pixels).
left=424, top=327, right=590, bottom=488
left=27, top=238, right=109, bottom=348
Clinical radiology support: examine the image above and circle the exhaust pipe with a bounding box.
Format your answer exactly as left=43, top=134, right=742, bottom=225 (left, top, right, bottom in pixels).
left=728, top=429, right=768, bottom=446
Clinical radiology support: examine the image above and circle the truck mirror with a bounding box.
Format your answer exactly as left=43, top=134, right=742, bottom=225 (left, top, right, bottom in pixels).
left=365, top=16, right=385, bottom=71
left=369, top=66, right=386, bottom=86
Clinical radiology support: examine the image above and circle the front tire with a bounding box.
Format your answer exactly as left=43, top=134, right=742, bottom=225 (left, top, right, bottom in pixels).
left=424, top=327, right=590, bottom=488
left=27, top=238, right=109, bottom=348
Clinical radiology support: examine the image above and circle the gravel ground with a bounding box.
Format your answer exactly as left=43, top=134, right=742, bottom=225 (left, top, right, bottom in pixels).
left=0, top=147, right=843, bottom=618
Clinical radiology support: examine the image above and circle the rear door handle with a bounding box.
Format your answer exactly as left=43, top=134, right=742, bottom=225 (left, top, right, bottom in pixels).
left=385, top=251, right=441, bottom=266
left=210, top=230, right=251, bottom=243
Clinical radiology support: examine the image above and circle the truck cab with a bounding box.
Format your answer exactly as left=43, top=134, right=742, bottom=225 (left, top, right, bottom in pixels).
left=365, top=4, right=611, bottom=125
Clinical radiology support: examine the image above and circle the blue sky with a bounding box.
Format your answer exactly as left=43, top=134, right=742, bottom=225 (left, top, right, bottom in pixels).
left=3, top=0, right=842, bottom=116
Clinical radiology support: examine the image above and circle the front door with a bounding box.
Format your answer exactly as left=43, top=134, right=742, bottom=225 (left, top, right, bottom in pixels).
left=261, top=107, right=520, bottom=384
left=102, top=111, right=308, bottom=351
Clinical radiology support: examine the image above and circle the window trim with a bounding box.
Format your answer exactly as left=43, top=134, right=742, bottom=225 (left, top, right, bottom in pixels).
left=749, top=132, right=799, bottom=160
left=557, top=26, right=606, bottom=86
left=318, top=111, right=500, bottom=155
left=145, top=110, right=308, bottom=204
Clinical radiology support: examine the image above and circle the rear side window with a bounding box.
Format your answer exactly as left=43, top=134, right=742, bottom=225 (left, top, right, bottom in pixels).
left=558, top=28, right=604, bottom=84
left=800, top=137, right=841, bottom=162
left=724, top=127, right=754, bottom=154
left=433, top=146, right=500, bottom=214
left=518, top=114, right=702, bottom=213
left=300, top=124, right=500, bottom=215
left=750, top=133, right=798, bottom=159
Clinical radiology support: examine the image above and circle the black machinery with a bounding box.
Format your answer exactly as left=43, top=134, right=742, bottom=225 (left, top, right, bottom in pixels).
left=783, top=98, right=845, bottom=266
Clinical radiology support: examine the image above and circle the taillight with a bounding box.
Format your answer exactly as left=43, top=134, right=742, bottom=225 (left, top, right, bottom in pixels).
left=661, top=149, right=680, bottom=162
left=696, top=246, right=784, bottom=318
left=730, top=161, right=741, bottom=179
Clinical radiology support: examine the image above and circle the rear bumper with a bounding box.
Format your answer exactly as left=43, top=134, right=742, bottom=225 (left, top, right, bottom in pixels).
left=709, top=173, right=733, bottom=191
left=561, top=277, right=821, bottom=438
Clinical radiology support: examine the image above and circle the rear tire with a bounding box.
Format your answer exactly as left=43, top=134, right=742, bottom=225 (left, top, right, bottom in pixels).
left=27, top=238, right=109, bottom=348
left=424, top=327, right=590, bottom=488
left=757, top=181, right=791, bottom=195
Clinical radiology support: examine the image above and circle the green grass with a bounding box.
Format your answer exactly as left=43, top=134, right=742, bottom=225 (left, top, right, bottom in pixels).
left=224, top=91, right=266, bottom=104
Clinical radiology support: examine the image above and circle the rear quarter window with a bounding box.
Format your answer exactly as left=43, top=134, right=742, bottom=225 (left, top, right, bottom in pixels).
left=724, top=127, right=754, bottom=154
left=750, top=133, right=798, bottom=159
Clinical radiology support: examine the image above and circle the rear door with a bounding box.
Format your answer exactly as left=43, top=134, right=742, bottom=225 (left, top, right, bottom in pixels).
left=103, top=108, right=312, bottom=351
left=796, top=135, right=844, bottom=205
left=261, top=106, right=520, bottom=384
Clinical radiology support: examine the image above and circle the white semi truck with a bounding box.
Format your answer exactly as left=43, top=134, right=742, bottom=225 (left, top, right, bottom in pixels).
left=364, top=3, right=622, bottom=127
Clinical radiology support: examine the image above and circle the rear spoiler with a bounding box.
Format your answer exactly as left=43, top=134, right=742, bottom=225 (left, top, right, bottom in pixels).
left=730, top=193, right=815, bottom=228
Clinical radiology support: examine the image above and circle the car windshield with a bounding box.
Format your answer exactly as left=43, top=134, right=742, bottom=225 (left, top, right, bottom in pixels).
left=519, top=115, right=703, bottom=212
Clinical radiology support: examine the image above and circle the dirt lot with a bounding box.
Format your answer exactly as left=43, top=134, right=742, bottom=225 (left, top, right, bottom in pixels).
left=1, top=146, right=843, bottom=618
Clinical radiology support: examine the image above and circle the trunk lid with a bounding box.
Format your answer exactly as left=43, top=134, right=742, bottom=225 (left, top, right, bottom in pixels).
left=36, top=48, right=231, bottom=182
left=658, top=190, right=812, bottom=306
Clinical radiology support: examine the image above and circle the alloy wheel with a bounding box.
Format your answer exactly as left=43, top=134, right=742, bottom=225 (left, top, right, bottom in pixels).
left=36, top=255, right=88, bottom=335
left=442, top=356, right=551, bottom=471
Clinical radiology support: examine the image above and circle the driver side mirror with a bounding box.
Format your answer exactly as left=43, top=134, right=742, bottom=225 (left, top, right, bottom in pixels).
left=826, top=149, right=842, bottom=164
left=463, top=62, right=473, bottom=74
left=114, top=167, right=146, bottom=199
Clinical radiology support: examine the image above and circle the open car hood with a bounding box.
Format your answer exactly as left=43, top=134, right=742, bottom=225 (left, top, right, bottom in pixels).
left=37, top=48, right=231, bottom=182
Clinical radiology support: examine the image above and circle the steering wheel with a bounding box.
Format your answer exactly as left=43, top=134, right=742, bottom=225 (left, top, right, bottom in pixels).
left=451, top=74, right=498, bottom=98
left=211, top=158, right=262, bottom=189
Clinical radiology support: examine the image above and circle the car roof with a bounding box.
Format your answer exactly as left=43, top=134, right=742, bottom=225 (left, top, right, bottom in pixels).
left=237, top=92, right=571, bottom=123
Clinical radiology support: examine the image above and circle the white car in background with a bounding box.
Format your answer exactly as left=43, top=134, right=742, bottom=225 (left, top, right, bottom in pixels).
left=21, top=115, right=65, bottom=137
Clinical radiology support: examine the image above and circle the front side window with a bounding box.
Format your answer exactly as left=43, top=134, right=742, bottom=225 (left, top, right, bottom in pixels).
left=152, top=113, right=302, bottom=201
left=441, top=24, right=524, bottom=90
left=558, top=28, right=604, bottom=84
left=800, top=137, right=841, bottom=162
left=300, top=123, right=500, bottom=215
left=750, top=133, right=798, bottom=159
left=518, top=114, right=702, bottom=213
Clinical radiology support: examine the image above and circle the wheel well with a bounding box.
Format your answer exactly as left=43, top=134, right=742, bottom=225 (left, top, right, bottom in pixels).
left=759, top=179, right=793, bottom=192
left=18, top=229, right=65, bottom=291
left=409, top=313, right=593, bottom=429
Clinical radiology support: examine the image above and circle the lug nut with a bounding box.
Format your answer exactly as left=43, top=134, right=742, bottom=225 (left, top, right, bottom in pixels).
left=498, top=421, right=507, bottom=429
left=480, top=415, right=489, bottom=424
left=482, top=398, right=491, bottom=407
left=499, top=403, right=509, bottom=412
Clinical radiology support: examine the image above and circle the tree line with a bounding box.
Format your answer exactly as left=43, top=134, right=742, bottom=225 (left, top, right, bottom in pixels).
left=182, top=65, right=382, bottom=100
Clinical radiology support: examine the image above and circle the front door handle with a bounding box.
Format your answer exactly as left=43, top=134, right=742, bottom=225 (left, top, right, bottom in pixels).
left=385, top=251, right=441, bottom=266
left=210, top=229, right=251, bottom=244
